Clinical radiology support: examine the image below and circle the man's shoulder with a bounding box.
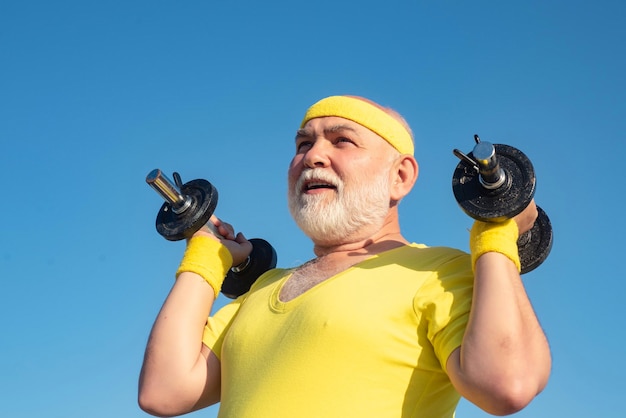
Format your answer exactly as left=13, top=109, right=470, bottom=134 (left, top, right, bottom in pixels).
left=356, top=244, right=471, bottom=280
left=394, top=243, right=469, bottom=265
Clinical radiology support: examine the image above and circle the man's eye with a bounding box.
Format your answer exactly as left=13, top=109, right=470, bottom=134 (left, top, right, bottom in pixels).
left=337, top=137, right=355, bottom=145
left=297, top=141, right=312, bottom=152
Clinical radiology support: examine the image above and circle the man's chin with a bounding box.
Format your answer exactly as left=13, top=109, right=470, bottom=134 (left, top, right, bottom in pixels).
left=293, top=217, right=342, bottom=242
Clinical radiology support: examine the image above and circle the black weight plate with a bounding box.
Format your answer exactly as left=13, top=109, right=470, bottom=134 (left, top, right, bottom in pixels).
left=518, top=206, right=553, bottom=274
left=452, top=144, right=536, bottom=222
left=221, top=238, right=278, bottom=299
left=155, top=179, right=218, bottom=241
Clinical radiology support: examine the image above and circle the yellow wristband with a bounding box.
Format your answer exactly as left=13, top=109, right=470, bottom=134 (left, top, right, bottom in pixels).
left=469, top=219, right=521, bottom=272
left=176, top=235, right=234, bottom=297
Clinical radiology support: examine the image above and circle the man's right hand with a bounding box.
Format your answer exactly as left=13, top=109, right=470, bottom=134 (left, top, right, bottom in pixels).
left=194, top=215, right=254, bottom=267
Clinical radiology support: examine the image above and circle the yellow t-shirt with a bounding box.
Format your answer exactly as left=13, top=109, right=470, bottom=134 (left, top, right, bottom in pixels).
left=203, top=244, right=473, bottom=418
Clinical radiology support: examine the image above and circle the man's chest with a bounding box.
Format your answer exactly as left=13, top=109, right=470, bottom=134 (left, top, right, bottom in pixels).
left=278, top=257, right=370, bottom=302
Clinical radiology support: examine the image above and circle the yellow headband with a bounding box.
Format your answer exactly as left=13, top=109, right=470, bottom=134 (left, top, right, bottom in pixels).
left=300, top=95, right=414, bottom=155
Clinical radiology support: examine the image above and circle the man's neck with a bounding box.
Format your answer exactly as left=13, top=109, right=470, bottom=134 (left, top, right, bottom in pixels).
left=311, top=213, right=407, bottom=258
left=312, top=232, right=408, bottom=259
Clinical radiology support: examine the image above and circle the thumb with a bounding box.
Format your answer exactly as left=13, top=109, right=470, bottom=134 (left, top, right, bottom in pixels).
left=234, top=232, right=246, bottom=242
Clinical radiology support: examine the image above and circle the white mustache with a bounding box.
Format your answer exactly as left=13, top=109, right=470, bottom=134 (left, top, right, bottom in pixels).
left=295, top=168, right=343, bottom=193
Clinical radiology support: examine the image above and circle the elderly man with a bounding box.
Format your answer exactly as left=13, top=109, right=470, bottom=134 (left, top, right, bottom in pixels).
left=138, top=95, right=551, bottom=417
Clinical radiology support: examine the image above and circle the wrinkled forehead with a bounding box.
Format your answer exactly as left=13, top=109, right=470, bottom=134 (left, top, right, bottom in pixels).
left=298, top=116, right=374, bottom=138
left=300, top=96, right=414, bottom=156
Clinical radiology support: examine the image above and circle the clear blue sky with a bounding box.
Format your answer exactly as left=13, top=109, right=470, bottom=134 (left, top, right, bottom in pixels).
left=1, top=1, right=624, bottom=417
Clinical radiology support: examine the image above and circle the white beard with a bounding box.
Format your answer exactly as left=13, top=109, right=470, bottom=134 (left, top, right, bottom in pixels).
left=288, top=167, right=392, bottom=245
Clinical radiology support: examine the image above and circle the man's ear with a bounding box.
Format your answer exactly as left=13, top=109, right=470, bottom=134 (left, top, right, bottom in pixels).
left=390, top=155, right=419, bottom=201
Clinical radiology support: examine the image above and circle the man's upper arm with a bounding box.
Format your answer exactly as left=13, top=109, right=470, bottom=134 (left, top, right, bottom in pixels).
left=191, top=344, right=222, bottom=410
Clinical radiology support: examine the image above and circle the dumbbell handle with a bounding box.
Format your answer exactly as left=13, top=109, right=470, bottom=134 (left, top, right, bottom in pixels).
left=146, top=168, right=224, bottom=238
left=146, top=169, right=191, bottom=213
left=472, top=139, right=507, bottom=190
left=453, top=135, right=509, bottom=190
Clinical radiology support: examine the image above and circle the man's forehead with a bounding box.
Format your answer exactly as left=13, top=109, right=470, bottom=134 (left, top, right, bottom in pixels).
left=298, top=116, right=372, bottom=136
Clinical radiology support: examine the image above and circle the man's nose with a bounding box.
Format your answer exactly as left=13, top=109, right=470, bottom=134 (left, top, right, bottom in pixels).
left=302, top=140, right=331, bottom=168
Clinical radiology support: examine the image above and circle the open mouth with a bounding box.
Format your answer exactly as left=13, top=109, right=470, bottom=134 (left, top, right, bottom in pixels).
left=302, top=179, right=337, bottom=192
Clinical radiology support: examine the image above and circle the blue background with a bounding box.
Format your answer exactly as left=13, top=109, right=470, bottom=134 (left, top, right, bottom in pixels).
left=1, top=1, right=623, bottom=417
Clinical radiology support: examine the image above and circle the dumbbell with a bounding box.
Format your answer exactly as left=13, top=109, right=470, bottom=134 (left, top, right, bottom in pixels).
left=145, top=169, right=277, bottom=298
left=451, top=135, right=553, bottom=274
